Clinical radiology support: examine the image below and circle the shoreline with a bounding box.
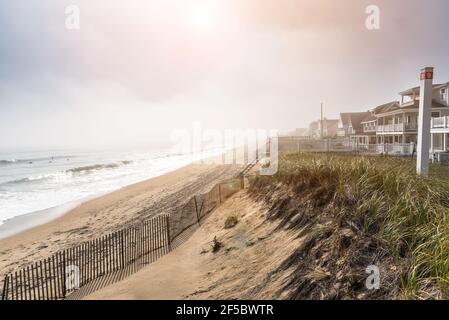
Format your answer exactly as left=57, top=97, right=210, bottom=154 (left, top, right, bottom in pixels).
left=0, top=200, right=84, bottom=240
left=0, top=158, right=242, bottom=277
left=0, top=149, right=229, bottom=240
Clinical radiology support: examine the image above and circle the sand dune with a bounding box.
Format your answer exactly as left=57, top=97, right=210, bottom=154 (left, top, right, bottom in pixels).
left=85, top=191, right=299, bottom=300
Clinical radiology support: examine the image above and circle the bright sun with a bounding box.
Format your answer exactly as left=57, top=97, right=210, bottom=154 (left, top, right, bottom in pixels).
left=189, top=4, right=217, bottom=30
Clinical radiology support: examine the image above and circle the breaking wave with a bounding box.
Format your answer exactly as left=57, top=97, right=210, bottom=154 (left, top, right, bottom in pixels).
left=0, top=160, right=133, bottom=186
left=0, top=156, right=77, bottom=166
left=66, top=161, right=133, bottom=174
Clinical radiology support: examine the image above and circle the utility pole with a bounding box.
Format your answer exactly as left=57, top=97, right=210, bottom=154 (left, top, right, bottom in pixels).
left=320, top=102, right=324, bottom=139
left=417, top=67, right=434, bottom=176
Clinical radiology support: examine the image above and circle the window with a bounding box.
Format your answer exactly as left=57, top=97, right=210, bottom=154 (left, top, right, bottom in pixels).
left=441, top=88, right=448, bottom=102
left=432, top=112, right=440, bottom=118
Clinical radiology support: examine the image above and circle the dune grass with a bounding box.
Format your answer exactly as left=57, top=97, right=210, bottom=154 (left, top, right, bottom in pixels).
left=252, top=153, right=449, bottom=299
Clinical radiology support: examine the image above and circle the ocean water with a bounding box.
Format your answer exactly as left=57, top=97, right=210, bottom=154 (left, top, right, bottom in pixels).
left=0, top=147, right=223, bottom=229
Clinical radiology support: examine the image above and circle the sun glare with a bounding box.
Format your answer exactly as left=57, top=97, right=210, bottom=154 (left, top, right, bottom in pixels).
left=189, top=4, right=217, bottom=30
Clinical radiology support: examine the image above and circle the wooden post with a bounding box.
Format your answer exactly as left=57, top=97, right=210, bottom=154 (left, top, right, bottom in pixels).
left=256, top=136, right=259, bottom=161
left=26, top=266, right=32, bottom=300
left=2, top=274, right=9, bottom=300
left=154, top=218, right=158, bottom=260
left=133, top=227, right=137, bottom=268
left=417, top=67, right=434, bottom=176
left=32, top=263, right=38, bottom=300
left=62, top=250, right=67, bottom=298
left=121, top=230, right=125, bottom=269
left=19, top=269, right=24, bottom=300
left=82, top=243, right=86, bottom=285
left=157, top=217, right=162, bottom=259
left=51, top=256, right=56, bottom=299
left=198, top=199, right=204, bottom=220
left=150, top=219, right=154, bottom=263
left=108, top=234, right=113, bottom=273
left=43, top=260, right=49, bottom=300
left=10, top=272, right=15, bottom=300
left=165, top=215, right=171, bottom=252
left=193, top=196, right=200, bottom=225
left=38, top=261, right=44, bottom=300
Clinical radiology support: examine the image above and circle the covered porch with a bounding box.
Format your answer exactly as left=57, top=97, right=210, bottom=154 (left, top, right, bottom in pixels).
left=376, top=134, right=417, bottom=144
left=376, top=113, right=418, bottom=133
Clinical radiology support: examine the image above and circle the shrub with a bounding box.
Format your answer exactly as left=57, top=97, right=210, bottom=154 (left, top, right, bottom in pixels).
left=211, top=236, right=222, bottom=253
left=224, top=215, right=239, bottom=229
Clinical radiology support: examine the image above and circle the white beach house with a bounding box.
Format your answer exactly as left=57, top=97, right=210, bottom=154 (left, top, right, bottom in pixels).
left=338, top=83, right=449, bottom=157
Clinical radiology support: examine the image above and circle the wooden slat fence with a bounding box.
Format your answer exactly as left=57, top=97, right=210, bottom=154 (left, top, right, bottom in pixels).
left=1, top=177, right=245, bottom=300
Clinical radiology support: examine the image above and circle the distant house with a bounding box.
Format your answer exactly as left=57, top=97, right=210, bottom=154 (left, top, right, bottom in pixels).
left=336, top=83, right=449, bottom=153
left=308, top=121, right=320, bottom=138
left=289, top=128, right=309, bottom=137
left=337, top=112, right=372, bottom=143
left=295, top=82, right=449, bottom=157
left=371, top=83, right=449, bottom=151
left=359, top=112, right=378, bottom=145
left=309, top=119, right=339, bottom=139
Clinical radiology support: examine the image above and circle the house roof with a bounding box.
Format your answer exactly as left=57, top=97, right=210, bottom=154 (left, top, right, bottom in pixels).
left=340, top=112, right=367, bottom=125
left=369, top=99, right=448, bottom=116
left=398, top=83, right=448, bottom=96
left=339, top=113, right=351, bottom=126
left=349, top=112, right=370, bottom=134
left=370, top=101, right=400, bottom=114
left=360, top=113, right=377, bottom=124
left=400, top=99, right=449, bottom=110
left=339, top=112, right=370, bottom=134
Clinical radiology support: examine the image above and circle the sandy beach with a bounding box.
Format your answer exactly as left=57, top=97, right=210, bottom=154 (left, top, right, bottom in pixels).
left=84, top=190, right=299, bottom=300
left=0, top=160, right=242, bottom=279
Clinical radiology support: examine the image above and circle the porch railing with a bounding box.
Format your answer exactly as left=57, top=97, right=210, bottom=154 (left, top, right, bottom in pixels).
left=431, top=117, right=449, bottom=129
left=377, top=123, right=418, bottom=133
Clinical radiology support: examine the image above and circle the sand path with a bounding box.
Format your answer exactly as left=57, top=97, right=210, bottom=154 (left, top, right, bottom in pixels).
left=85, top=191, right=299, bottom=300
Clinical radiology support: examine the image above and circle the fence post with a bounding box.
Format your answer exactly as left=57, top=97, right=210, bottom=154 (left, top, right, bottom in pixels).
left=2, top=274, right=9, bottom=300
left=256, top=137, right=259, bottom=161
left=121, top=230, right=125, bottom=269
left=62, top=250, right=67, bottom=298
left=218, top=183, right=222, bottom=205
left=165, top=215, right=171, bottom=251
left=193, top=196, right=200, bottom=225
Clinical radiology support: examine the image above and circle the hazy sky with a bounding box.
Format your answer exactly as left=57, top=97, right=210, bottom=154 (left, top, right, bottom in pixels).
left=1, top=0, right=449, bottom=149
